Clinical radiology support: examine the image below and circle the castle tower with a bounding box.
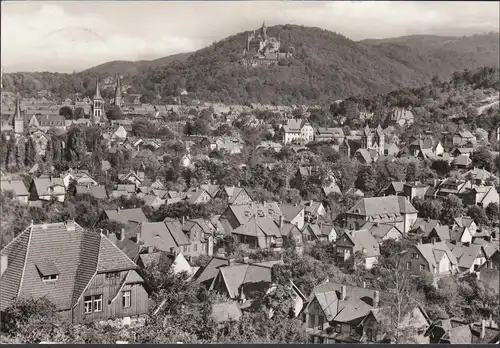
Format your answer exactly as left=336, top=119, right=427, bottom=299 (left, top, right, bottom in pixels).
left=362, top=124, right=371, bottom=149
left=261, top=21, right=267, bottom=40
left=92, top=79, right=104, bottom=123
left=114, top=75, right=123, bottom=108
left=12, top=95, right=24, bottom=135
left=376, top=124, right=385, bottom=155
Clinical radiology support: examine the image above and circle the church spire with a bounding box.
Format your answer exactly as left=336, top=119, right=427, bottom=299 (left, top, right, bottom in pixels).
left=94, top=78, right=102, bottom=100
left=13, top=94, right=24, bottom=134
left=261, top=20, right=267, bottom=40
left=14, top=95, right=22, bottom=120
left=114, top=75, right=123, bottom=107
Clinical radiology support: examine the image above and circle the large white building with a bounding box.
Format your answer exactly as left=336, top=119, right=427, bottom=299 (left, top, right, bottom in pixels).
left=282, top=119, right=314, bottom=145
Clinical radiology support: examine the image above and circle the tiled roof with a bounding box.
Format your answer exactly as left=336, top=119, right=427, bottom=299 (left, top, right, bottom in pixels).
left=33, top=177, right=65, bottom=196
left=278, top=204, right=303, bottom=222
left=1, top=179, right=29, bottom=196
left=415, top=242, right=458, bottom=268
left=211, top=302, right=242, bottom=322
left=0, top=222, right=137, bottom=312
left=361, top=221, right=402, bottom=241
left=449, top=243, right=483, bottom=269
left=75, top=185, right=108, bottom=199
left=104, top=208, right=148, bottom=225
left=347, top=195, right=417, bottom=216
left=164, top=218, right=190, bottom=246
left=194, top=257, right=239, bottom=285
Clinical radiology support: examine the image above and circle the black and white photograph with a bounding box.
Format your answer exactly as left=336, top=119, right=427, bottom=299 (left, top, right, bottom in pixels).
left=0, top=0, right=499, bottom=344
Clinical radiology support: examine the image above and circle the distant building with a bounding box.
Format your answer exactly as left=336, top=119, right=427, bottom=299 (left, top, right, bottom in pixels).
left=283, top=119, right=314, bottom=145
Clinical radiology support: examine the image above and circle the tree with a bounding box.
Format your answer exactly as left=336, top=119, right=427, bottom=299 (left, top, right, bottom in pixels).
left=485, top=202, right=499, bottom=224
left=375, top=260, right=426, bottom=344
left=5, top=136, right=17, bottom=171
left=466, top=206, right=489, bottom=226
left=440, top=195, right=464, bottom=225
left=355, top=164, right=378, bottom=194
left=73, top=107, right=85, bottom=119
left=106, top=105, right=123, bottom=120
left=328, top=157, right=358, bottom=194
left=413, top=198, right=443, bottom=220
left=471, top=146, right=493, bottom=171
left=15, top=137, right=26, bottom=169
left=66, top=126, right=87, bottom=165
left=0, top=132, right=8, bottom=165
left=2, top=297, right=63, bottom=343
left=25, top=137, right=36, bottom=168
left=59, top=106, right=73, bottom=119
left=475, top=128, right=489, bottom=146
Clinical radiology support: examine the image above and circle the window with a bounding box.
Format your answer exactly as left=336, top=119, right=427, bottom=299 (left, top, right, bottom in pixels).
left=193, top=244, right=198, bottom=252
left=406, top=261, right=411, bottom=270
left=42, top=274, right=58, bottom=282
left=183, top=245, right=188, bottom=253
left=122, top=290, right=131, bottom=308
left=335, top=323, right=342, bottom=333
left=420, top=264, right=426, bottom=272
left=308, top=314, right=315, bottom=328
left=94, top=295, right=103, bottom=312
left=84, top=296, right=92, bottom=314
left=318, top=316, right=324, bottom=330
left=412, top=253, right=419, bottom=259
left=350, top=325, right=357, bottom=337
left=433, top=266, right=438, bottom=274
left=366, top=328, right=373, bottom=342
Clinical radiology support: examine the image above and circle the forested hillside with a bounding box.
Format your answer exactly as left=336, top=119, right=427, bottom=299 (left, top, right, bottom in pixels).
left=2, top=25, right=499, bottom=104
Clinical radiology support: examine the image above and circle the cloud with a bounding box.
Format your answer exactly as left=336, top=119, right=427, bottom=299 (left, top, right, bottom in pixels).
left=1, top=3, right=200, bottom=72
left=1, top=1, right=498, bottom=73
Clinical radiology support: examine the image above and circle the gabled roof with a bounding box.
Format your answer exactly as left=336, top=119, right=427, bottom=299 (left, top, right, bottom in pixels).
left=0, top=222, right=138, bottom=311
left=360, top=221, right=402, bottom=241
left=103, top=208, right=148, bottom=225
left=75, top=184, right=108, bottom=199
left=347, top=195, right=417, bottom=216
left=1, top=179, right=29, bottom=196
left=211, top=302, right=243, bottom=322
left=414, top=242, right=458, bottom=268
left=449, top=243, right=483, bottom=269
left=32, top=177, right=65, bottom=196
left=164, top=218, right=190, bottom=246
left=278, top=204, right=304, bottom=222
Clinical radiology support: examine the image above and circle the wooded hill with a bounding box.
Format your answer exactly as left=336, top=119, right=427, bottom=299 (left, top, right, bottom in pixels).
left=3, top=25, right=499, bottom=104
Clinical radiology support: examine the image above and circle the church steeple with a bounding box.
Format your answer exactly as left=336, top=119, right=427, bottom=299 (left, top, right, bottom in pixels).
left=114, top=75, right=123, bottom=107
left=13, top=94, right=24, bottom=135
left=92, top=79, right=104, bottom=123
left=94, top=79, right=102, bottom=100
left=261, top=21, right=267, bottom=40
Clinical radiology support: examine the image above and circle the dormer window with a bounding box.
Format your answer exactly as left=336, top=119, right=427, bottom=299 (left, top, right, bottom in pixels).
left=36, top=260, right=59, bottom=282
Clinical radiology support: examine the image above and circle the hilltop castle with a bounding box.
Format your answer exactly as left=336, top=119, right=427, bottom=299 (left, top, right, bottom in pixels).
left=242, top=22, right=294, bottom=67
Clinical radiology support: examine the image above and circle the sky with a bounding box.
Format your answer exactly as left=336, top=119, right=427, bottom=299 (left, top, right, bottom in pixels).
left=2, top=1, right=499, bottom=73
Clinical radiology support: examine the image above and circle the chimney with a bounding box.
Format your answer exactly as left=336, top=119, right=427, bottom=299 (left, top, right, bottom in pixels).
left=279, top=215, right=284, bottom=229
left=340, top=285, right=347, bottom=301
left=148, top=246, right=154, bottom=254
left=118, top=228, right=125, bottom=241
left=1, top=255, right=8, bottom=277
left=135, top=232, right=141, bottom=244
left=362, top=281, right=366, bottom=288
left=481, top=319, right=486, bottom=339
left=228, top=258, right=235, bottom=266
left=117, top=207, right=121, bottom=213
left=374, top=290, right=380, bottom=307
left=310, top=199, right=313, bottom=207
left=182, top=216, right=185, bottom=226
left=243, top=256, right=249, bottom=264
left=66, top=220, right=76, bottom=232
